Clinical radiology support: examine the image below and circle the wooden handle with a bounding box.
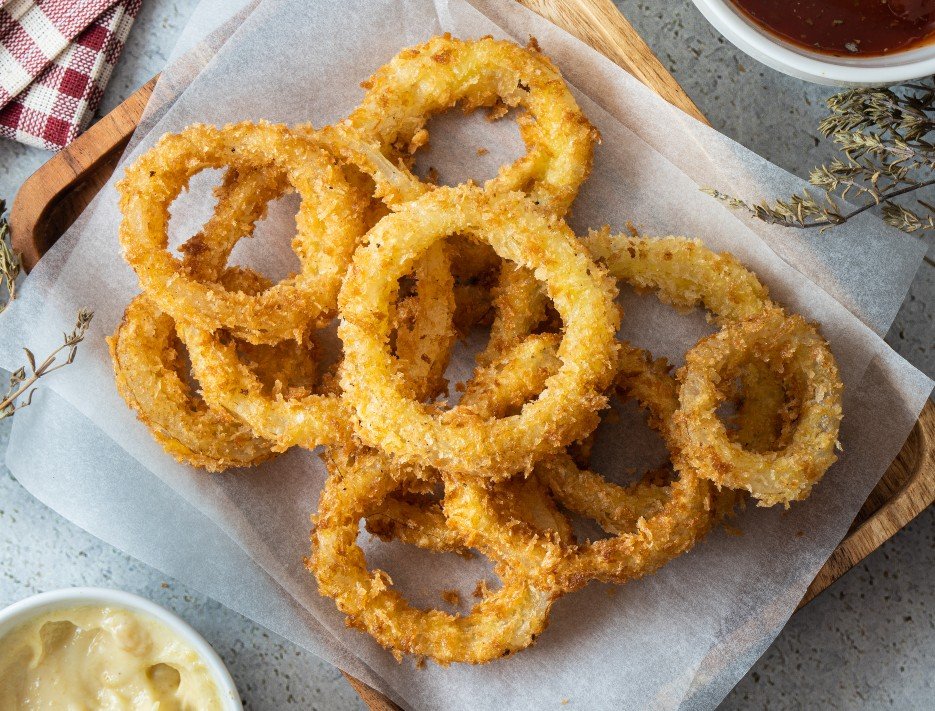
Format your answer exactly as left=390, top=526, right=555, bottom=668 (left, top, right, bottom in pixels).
left=9, top=76, right=158, bottom=270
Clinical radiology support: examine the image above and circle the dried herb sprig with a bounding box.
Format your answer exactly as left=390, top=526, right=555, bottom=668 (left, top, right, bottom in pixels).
left=0, top=199, right=21, bottom=310
left=706, top=78, right=935, bottom=266
left=1, top=197, right=94, bottom=420
left=0, top=309, right=94, bottom=420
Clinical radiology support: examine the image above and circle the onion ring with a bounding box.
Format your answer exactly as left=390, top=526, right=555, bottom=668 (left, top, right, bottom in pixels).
left=180, top=235, right=457, bottom=451
left=117, top=122, right=364, bottom=344
left=350, top=34, right=599, bottom=215
left=110, top=295, right=274, bottom=472
left=672, top=308, right=843, bottom=507
left=447, top=337, right=715, bottom=592
left=582, top=230, right=772, bottom=324
left=392, top=240, right=457, bottom=402
left=338, top=184, right=620, bottom=477
left=108, top=267, right=316, bottom=472
left=308, top=443, right=557, bottom=665
left=176, top=165, right=289, bottom=281
left=475, top=265, right=548, bottom=368
left=312, top=324, right=577, bottom=663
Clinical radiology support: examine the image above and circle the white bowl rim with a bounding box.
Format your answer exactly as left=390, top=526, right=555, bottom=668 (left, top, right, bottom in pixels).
left=691, top=0, right=935, bottom=85
left=0, top=587, right=242, bottom=710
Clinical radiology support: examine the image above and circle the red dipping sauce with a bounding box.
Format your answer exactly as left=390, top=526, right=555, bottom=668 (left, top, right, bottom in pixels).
left=730, top=0, right=935, bottom=56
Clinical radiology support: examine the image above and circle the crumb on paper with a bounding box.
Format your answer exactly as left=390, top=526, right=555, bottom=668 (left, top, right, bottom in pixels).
left=473, top=579, right=491, bottom=599
left=561, top=698, right=569, bottom=705
left=160, top=582, right=169, bottom=589
left=426, top=166, right=439, bottom=184
left=476, top=147, right=489, bottom=156
left=486, top=101, right=509, bottom=121
left=625, top=220, right=641, bottom=238
left=441, top=589, right=462, bottom=607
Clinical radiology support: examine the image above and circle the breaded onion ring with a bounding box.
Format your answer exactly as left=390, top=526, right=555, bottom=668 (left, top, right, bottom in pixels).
left=176, top=165, right=289, bottom=281
left=349, top=34, right=599, bottom=215
left=392, top=241, right=457, bottom=402
left=448, top=339, right=715, bottom=592
left=309, top=444, right=557, bottom=665
left=179, top=237, right=457, bottom=451
left=312, top=324, right=577, bottom=663
left=338, top=185, right=620, bottom=477
left=117, top=122, right=364, bottom=344
left=475, top=265, right=548, bottom=368
left=582, top=231, right=771, bottom=324
left=109, top=282, right=313, bottom=472
left=672, top=309, right=843, bottom=507
left=351, top=35, right=599, bottom=367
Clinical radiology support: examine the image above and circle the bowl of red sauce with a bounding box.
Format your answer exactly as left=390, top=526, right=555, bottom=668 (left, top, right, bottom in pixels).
left=691, top=0, right=935, bottom=85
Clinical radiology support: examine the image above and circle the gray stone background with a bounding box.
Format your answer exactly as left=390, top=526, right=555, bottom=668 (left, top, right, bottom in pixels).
left=0, top=0, right=932, bottom=709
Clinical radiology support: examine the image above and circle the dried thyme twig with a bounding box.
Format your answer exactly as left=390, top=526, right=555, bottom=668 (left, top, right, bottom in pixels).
left=0, top=200, right=21, bottom=310
left=0, top=310, right=94, bottom=421
left=1, top=198, right=94, bottom=420
left=706, top=78, right=935, bottom=267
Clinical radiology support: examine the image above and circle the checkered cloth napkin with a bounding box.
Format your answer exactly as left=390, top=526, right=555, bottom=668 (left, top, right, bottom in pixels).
left=0, top=0, right=141, bottom=149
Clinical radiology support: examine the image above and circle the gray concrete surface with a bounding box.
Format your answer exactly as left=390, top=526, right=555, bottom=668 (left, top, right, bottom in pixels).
left=0, top=1, right=932, bottom=709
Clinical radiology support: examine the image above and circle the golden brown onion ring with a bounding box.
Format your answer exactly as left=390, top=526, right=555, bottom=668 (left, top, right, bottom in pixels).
left=308, top=444, right=557, bottom=665
left=672, top=309, right=843, bottom=507
left=177, top=165, right=289, bottom=281
left=350, top=34, right=599, bottom=215
left=338, top=185, right=620, bottom=477
left=117, top=122, right=364, bottom=344
left=447, top=338, right=715, bottom=592
left=583, top=230, right=772, bottom=323
left=108, top=277, right=313, bottom=472
left=179, top=238, right=456, bottom=451
left=392, top=241, right=457, bottom=402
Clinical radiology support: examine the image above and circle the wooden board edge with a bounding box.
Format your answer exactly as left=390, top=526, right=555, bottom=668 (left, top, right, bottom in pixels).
left=343, top=672, right=403, bottom=711
left=516, top=0, right=707, bottom=124
left=798, top=399, right=935, bottom=607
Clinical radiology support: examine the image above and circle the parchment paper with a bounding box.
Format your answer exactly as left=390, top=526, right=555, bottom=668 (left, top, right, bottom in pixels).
left=1, top=1, right=932, bottom=709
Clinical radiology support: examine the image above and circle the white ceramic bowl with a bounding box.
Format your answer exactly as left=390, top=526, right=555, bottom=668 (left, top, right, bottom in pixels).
left=0, top=588, right=242, bottom=709
left=691, top=0, right=935, bottom=85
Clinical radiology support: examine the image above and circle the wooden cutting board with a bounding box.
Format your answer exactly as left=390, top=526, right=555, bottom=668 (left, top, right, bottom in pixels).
left=9, top=1, right=934, bottom=708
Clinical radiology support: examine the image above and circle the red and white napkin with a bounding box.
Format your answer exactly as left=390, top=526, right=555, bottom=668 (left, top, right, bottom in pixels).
left=0, top=0, right=141, bottom=150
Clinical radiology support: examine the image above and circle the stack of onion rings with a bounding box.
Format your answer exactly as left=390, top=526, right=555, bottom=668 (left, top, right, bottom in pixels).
left=110, top=34, right=844, bottom=665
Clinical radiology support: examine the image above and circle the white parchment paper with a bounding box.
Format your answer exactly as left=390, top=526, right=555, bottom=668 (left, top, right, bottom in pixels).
left=1, top=1, right=932, bottom=709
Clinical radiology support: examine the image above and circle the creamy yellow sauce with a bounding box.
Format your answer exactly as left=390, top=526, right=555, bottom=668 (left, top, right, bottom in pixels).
left=0, top=605, right=225, bottom=710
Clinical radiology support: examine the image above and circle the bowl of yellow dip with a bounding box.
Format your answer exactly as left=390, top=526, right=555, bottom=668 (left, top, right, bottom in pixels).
left=0, top=588, right=241, bottom=710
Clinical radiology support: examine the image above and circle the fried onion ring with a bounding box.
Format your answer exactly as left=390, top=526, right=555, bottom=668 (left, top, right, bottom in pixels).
left=350, top=34, right=599, bottom=215
left=176, top=165, right=289, bottom=281
left=109, top=271, right=317, bottom=473
left=672, top=309, right=843, bottom=507
left=582, top=231, right=772, bottom=324
left=118, top=122, right=364, bottom=343
left=309, top=444, right=557, bottom=665
left=338, top=185, right=620, bottom=476
left=392, top=241, right=457, bottom=402
left=447, top=337, right=714, bottom=592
